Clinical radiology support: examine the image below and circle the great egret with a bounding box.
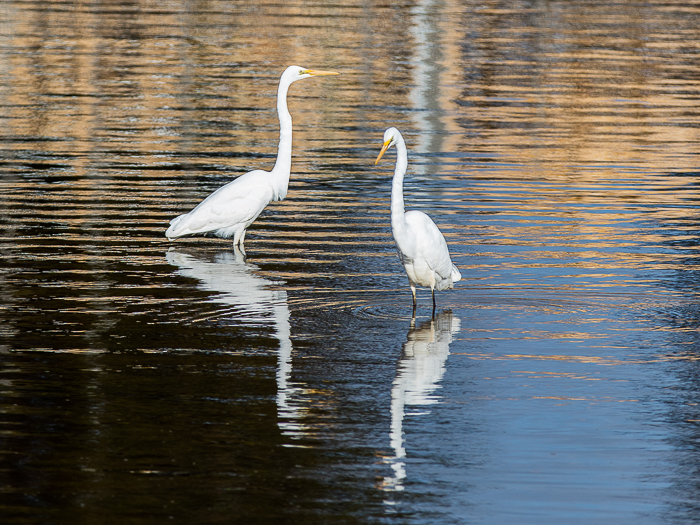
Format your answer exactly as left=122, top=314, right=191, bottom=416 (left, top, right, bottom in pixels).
left=165, top=65, right=338, bottom=250
left=375, top=127, right=461, bottom=310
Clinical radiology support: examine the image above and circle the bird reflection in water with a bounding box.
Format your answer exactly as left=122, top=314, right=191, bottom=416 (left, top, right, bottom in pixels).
left=382, top=310, right=461, bottom=494
left=166, top=247, right=306, bottom=440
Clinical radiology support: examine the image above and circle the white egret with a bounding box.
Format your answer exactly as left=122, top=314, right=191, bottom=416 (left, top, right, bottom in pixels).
left=165, top=65, right=338, bottom=250
left=375, top=127, right=461, bottom=310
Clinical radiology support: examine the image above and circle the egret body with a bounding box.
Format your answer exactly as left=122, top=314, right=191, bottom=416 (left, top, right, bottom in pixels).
left=165, top=66, right=338, bottom=250
left=375, top=127, right=461, bottom=310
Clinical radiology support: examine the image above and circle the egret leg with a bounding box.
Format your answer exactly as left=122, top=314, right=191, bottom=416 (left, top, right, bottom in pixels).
left=431, top=288, right=436, bottom=317
left=411, top=285, right=417, bottom=312
left=237, top=230, right=247, bottom=257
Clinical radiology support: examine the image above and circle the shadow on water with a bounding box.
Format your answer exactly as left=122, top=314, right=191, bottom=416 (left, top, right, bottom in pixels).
left=641, top=178, right=700, bottom=523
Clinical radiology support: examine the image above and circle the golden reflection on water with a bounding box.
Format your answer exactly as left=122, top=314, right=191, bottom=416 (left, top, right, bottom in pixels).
left=1, top=0, right=697, bottom=169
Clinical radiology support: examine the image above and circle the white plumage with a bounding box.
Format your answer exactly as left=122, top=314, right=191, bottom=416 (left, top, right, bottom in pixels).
left=375, top=127, right=461, bottom=310
left=165, top=65, right=338, bottom=251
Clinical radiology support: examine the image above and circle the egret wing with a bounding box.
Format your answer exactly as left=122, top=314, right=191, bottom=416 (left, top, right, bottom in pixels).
left=168, top=171, right=273, bottom=237
left=404, top=210, right=455, bottom=280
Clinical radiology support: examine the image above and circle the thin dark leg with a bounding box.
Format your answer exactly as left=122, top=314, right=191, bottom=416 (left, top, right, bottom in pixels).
left=431, top=289, right=436, bottom=317
left=236, top=233, right=247, bottom=259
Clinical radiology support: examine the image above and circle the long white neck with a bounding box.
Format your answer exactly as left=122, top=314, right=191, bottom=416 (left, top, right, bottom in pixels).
left=391, top=135, right=409, bottom=225
left=271, top=76, right=293, bottom=195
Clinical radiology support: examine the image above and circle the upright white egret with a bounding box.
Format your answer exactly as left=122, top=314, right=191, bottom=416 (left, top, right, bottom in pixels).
left=165, top=66, right=338, bottom=251
left=375, top=127, right=461, bottom=310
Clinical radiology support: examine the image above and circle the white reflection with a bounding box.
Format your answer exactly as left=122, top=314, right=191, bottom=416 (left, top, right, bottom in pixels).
left=410, top=0, right=446, bottom=173
left=166, top=247, right=305, bottom=439
left=383, top=310, right=460, bottom=493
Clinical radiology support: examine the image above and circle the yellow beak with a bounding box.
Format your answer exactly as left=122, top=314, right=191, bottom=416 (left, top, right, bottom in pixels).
left=375, top=139, right=392, bottom=165
left=304, top=69, right=339, bottom=76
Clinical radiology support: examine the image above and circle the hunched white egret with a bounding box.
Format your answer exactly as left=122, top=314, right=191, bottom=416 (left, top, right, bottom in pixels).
left=165, top=66, right=338, bottom=251
left=375, top=127, right=461, bottom=311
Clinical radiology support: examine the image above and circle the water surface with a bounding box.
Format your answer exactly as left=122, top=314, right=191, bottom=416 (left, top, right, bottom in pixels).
left=2, top=0, right=700, bottom=523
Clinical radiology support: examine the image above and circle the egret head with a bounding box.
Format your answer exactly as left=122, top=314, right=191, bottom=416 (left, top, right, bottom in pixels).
left=375, top=127, right=401, bottom=164
left=284, top=65, right=339, bottom=83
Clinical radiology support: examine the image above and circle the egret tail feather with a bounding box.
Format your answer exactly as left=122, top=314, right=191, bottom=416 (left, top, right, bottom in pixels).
left=451, top=264, right=462, bottom=283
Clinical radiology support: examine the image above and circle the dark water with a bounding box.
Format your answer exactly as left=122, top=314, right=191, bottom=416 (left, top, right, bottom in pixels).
left=2, top=0, right=700, bottom=523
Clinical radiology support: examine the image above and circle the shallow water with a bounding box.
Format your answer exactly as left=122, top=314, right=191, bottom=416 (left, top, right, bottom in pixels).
left=2, top=0, right=700, bottom=523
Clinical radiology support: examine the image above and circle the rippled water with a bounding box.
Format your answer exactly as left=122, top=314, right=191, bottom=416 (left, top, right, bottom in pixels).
left=2, top=0, right=700, bottom=523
